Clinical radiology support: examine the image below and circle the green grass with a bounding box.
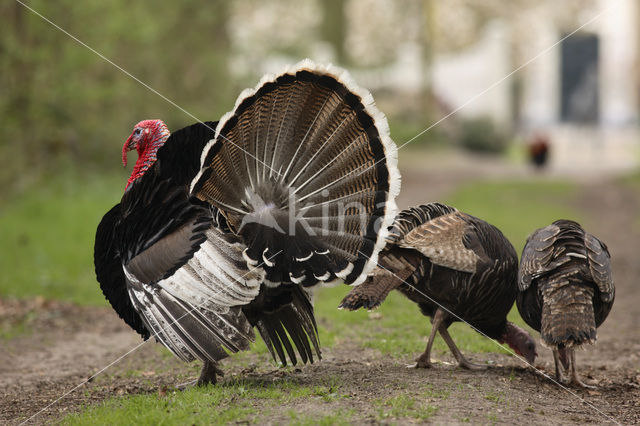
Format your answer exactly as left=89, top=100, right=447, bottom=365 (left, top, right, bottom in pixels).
left=375, top=394, right=438, bottom=421
left=63, top=377, right=351, bottom=425
left=316, top=283, right=529, bottom=358
left=484, top=391, right=505, bottom=403
left=287, top=409, right=355, bottom=425
left=445, top=179, right=581, bottom=253
left=63, top=385, right=257, bottom=425
left=0, top=309, right=37, bottom=340
left=0, top=169, right=125, bottom=305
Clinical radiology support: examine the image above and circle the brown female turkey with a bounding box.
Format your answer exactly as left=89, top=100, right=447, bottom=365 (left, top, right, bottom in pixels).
left=517, top=219, right=614, bottom=388
left=94, top=61, right=400, bottom=385
left=340, top=203, right=536, bottom=369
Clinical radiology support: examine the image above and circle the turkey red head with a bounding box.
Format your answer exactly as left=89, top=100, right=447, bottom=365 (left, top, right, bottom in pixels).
left=122, top=119, right=170, bottom=189
left=502, top=323, right=537, bottom=365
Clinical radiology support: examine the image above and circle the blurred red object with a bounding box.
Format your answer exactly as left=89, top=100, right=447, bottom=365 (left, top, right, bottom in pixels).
left=528, top=133, right=550, bottom=169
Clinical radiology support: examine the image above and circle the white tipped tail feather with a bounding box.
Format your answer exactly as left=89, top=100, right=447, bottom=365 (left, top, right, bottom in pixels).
left=191, top=59, right=401, bottom=287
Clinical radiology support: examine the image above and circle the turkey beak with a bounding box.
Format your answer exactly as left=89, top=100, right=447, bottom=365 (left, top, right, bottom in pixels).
left=122, top=135, right=135, bottom=167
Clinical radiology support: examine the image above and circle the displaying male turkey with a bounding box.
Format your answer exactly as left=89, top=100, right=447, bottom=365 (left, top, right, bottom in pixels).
left=94, top=61, right=401, bottom=385
left=517, top=219, right=614, bottom=388
left=340, top=203, right=536, bottom=369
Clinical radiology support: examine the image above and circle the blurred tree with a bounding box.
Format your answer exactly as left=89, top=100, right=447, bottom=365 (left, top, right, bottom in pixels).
left=0, top=0, right=233, bottom=192
left=458, top=116, right=508, bottom=154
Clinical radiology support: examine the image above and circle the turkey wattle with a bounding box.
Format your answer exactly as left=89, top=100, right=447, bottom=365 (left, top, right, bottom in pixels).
left=94, top=60, right=401, bottom=385
left=340, top=203, right=536, bottom=369
left=517, top=219, right=614, bottom=388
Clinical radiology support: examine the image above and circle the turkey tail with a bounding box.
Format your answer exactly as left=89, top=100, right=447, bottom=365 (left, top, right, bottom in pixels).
left=246, top=286, right=321, bottom=366
left=191, top=60, right=400, bottom=285
left=128, top=285, right=255, bottom=363
left=339, top=249, right=421, bottom=311
left=541, top=280, right=597, bottom=348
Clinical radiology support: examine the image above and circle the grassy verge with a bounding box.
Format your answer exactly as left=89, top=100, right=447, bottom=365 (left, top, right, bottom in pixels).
left=63, top=377, right=353, bottom=425
left=0, top=169, right=124, bottom=305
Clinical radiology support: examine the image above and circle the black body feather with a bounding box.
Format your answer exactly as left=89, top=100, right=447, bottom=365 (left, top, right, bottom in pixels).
left=398, top=204, right=519, bottom=339
left=94, top=122, right=218, bottom=339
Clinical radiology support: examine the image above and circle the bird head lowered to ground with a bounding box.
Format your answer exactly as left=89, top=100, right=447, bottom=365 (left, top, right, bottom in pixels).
left=122, top=119, right=171, bottom=189
left=504, top=325, right=538, bottom=365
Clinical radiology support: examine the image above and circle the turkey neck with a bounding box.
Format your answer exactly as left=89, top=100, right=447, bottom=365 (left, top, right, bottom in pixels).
left=126, top=131, right=170, bottom=190
left=499, top=321, right=530, bottom=354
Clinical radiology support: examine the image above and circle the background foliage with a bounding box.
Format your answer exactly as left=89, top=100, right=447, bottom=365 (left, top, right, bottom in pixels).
left=0, top=1, right=235, bottom=194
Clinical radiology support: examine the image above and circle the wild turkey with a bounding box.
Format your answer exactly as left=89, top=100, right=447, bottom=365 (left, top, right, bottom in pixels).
left=340, top=203, right=536, bottom=369
left=517, top=219, right=614, bottom=388
left=528, top=133, right=550, bottom=169
left=94, top=61, right=401, bottom=385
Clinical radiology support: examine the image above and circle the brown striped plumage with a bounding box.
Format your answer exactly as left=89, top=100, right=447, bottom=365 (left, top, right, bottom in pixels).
left=341, top=203, right=537, bottom=369
left=517, top=219, right=614, bottom=387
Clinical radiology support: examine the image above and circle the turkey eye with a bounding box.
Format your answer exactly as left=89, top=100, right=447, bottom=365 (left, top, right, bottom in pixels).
left=134, top=128, right=142, bottom=136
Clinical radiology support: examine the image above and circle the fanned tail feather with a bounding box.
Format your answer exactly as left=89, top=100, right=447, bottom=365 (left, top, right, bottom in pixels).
left=191, top=60, right=400, bottom=286
left=244, top=285, right=321, bottom=366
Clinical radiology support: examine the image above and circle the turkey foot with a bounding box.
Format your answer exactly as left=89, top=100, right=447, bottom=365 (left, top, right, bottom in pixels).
left=568, top=350, right=596, bottom=389
left=196, top=360, right=224, bottom=386
left=553, top=349, right=596, bottom=389
left=175, top=379, right=198, bottom=390
left=439, top=325, right=486, bottom=370
left=339, top=270, right=402, bottom=311
left=567, top=373, right=596, bottom=389
left=412, top=352, right=434, bottom=368
left=456, top=357, right=486, bottom=370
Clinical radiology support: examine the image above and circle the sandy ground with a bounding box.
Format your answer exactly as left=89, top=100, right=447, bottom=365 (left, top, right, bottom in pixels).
left=1, top=156, right=639, bottom=424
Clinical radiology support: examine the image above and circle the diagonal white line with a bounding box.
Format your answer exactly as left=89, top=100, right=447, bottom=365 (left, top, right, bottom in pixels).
left=13, top=0, right=282, bottom=180
left=19, top=249, right=283, bottom=425
left=355, top=250, right=620, bottom=425
left=18, top=340, right=149, bottom=425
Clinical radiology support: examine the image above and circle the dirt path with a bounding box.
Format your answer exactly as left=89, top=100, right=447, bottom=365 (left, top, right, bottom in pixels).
left=1, top=162, right=639, bottom=424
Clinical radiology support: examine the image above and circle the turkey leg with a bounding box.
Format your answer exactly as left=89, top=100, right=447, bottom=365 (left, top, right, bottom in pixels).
left=567, top=349, right=595, bottom=389
left=438, top=324, right=486, bottom=370
left=552, top=349, right=565, bottom=383
left=411, top=308, right=446, bottom=368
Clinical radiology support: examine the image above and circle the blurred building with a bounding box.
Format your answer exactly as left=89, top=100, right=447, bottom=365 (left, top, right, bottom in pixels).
left=429, top=0, right=638, bottom=173
left=229, top=0, right=639, bottom=173
left=517, top=0, right=639, bottom=173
